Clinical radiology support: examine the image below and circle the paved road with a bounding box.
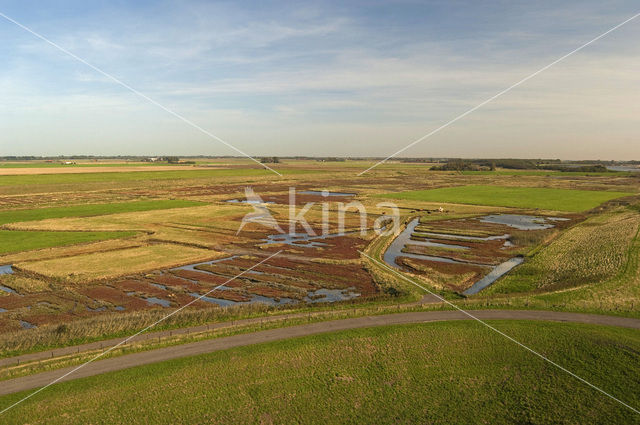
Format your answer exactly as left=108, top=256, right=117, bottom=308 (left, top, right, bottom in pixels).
left=1, top=310, right=639, bottom=397
left=0, top=295, right=442, bottom=369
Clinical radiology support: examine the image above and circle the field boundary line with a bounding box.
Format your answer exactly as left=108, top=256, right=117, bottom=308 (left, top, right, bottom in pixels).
left=358, top=11, right=640, bottom=175
left=0, top=250, right=282, bottom=415
left=0, top=12, right=282, bottom=177
left=359, top=251, right=640, bottom=415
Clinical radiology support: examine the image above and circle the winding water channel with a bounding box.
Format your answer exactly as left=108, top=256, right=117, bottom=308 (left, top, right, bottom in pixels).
left=382, top=215, right=560, bottom=295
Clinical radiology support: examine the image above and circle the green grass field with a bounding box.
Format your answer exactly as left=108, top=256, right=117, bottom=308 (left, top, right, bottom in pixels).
left=0, top=199, right=206, bottom=225
left=0, top=168, right=313, bottom=186
left=0, top=200, right=204, bottom=255
left=378, top=185, right=634, bottom=212
left=1, top=321, right=638, bottom=424
left=0, top=230, right=136, bottom=255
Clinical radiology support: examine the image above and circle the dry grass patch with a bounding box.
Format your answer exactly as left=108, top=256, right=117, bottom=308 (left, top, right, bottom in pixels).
left=400, top=257, right=483, bottom=292
left=4, top=204, right=247, bottom=233
left=488, top=208, right=639, bottom=294
left=0, top=275, right=51, bottom=293
left=16, top=244, right=224, bottom=283
left=0, top=238, right=144, bottom=264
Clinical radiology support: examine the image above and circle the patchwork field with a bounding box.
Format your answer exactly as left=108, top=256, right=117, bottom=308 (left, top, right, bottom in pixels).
left=1, top=321, right=638, bottom=424
left=0, top=158, right=639, bottom=424
left=0, top=159, right=638, bottom=348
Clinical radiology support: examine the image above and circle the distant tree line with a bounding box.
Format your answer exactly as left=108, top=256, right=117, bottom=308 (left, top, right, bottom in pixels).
left=399, top=158, right=437, bottom=163
left=0, top=156, right=636, bottom=169
left=431, top=158, right=540, bottom=171
left=542, top=164, right=609, bottom=172
left=430, top=158, right=612, bottom=172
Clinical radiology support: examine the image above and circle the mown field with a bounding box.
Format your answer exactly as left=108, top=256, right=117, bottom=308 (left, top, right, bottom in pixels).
left=0, top=168, right=312, bottom=186
left=0, top=162, right=188, bottom=168
left=0, top=199, right=205, bottom=225
left=378, top=185, right=634, bottom=212
left=16, top=244, right=223, bottom=282
left=1, top=321, right=638, bottom=424
left=0, top=230, right=136, bottom=255
left=0, top=200, right=206, bottom=255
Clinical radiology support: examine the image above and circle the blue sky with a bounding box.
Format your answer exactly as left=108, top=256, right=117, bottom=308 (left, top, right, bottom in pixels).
left=1, top=0, right=639, bottom=159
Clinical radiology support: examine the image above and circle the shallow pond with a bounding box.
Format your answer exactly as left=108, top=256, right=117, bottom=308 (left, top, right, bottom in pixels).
left=383, top=216, right=545, bottom=294
left=189, top=292, right=237, bottom=307
left=0, top=285, right=18, bottom=295
left=384, top=219, right=484, bottom=268
left=190, top=292, right=295, bottom=307
left=226, top=199, right=274, bottom=204
left=126, top=290, right=172, bottom=308
left=250, top=294, right=295, bottom=305
left=479, top=214, right=561, bottom=230
left=299, top=190, right=356, bottom=196
left=607, top=165, right=640, bottom=172
left=304, top=288, right=360, bottom=303
left=145, top=297, right=171, bottom=307
left=262, top=229, right=360, bottom=248
left=263, top=232, right=329, bottom=247
left=0, top=265, right=14, bottom=275
left=415, top=232, right=510, bottom=242
left=174, top=255, right=238, bottom=272
left=20, top=320, right=36, bottom=329
left=86, top=306, right=107, bottom=312
left=172, top=255, right=361, bottom=306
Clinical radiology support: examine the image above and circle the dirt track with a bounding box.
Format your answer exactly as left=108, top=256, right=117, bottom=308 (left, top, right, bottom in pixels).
left=1, top=309, right=639, bottom=396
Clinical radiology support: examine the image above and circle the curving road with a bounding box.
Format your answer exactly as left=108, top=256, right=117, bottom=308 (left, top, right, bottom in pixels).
left=1, top=310, right=639, bottom=397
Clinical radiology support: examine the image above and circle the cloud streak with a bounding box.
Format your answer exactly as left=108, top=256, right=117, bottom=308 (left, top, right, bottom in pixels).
left=0, top=0, right=639, bottom=159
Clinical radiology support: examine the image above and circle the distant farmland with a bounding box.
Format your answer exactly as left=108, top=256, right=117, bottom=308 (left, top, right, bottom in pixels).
left=0, top=200, right=205, bottom=254
left=0, top=168, right=314, bottom=186
left=0, top=200, right=206, bottom=225
left=378, top=185, right=634, bottom=212
left=0, top=230, right=136, bottom=255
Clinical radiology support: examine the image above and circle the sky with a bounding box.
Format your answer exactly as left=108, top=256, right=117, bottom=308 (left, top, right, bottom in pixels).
left=0, top=0, right=639, bottom=160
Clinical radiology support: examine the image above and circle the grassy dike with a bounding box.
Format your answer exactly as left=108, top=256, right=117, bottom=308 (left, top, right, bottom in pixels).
left=1, top=320, right=638, bottom=424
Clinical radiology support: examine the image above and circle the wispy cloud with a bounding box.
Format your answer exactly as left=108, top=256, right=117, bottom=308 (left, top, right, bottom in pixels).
left=0, top=0, right=639, bottom=158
